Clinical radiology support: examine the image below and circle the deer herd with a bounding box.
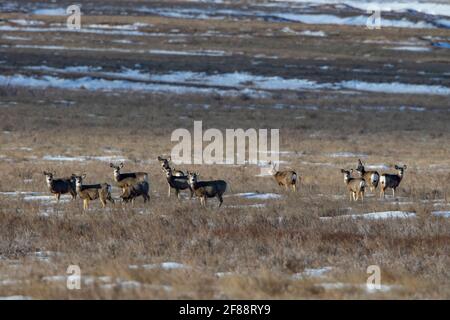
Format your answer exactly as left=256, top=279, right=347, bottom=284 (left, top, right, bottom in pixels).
left=42, top=157, right=406, bottom=210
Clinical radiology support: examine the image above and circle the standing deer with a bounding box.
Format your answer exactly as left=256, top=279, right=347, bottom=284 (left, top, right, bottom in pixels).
left=380, top=165, right=407, bottom=199
left=73, top=174, right=114, bottom=210
left=162, top=167, right=193, bottom=199
left=121, top=181, right=150, bottom=204
left=157, top=156, right=184, bottom=177
left=43, top=171, right=77, bottom=202
left=356, top=159, right=380, bottom=192
left=109, top=162, right=148, bottom=193
left=187, top=172, right=227, bottom=208
left=341, top=169, right=366, bottom=202
left=268, top=161, right=298, bottom=192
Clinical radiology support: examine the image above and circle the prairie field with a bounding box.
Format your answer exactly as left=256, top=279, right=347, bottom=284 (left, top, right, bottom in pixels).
left=0, top=0, right=449, bottom=300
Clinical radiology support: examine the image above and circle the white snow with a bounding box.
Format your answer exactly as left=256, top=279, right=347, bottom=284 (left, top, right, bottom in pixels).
left=321, top=211, right=417, bottom=220
left=42, top=155, right=128, bottom=162
left=2, top=67, right=449, bottom=96
left=293, top=267, right=333, bottom=279
left=234, top=192, right=282, bottom=200
left=32, top=8, right=67, bottom=16
left=327, top=152, right=368, bottom=158
left=318, top=282, right=397, bottom=292
left=339, top=80, right=450, bottom=96
left=0, top=296, right=32, bottom=300
left=274, top=1, right=450, bottom=18
left=129, top=262, right=189, bottom=270
left=387, top=46, right=431, bottom=52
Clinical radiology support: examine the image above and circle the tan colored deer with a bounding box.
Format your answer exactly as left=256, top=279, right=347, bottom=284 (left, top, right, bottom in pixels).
left=268, top=161, right=298, bottom=192
left=356, top=159, right=380, bottom=192
left=157, top=156, right=184, bottom=177
left=73, top=174, right=114, bottom=210
left=162, top=167, right=193, bottom=199
left=380, top=165, right=407, bottom=199
left=187, top=172, right=227, bottom=208
left=109, top=162, right=148, bottom=193
left=341, top=169, right=366, bottom=202
left=121, top=181, right=150, bottom=204
left=43, top=171, right=77, bottom=202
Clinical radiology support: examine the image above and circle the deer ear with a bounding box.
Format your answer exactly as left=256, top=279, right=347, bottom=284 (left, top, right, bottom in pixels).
left=395, top=165, right=399, bottom=170
left=120, top=162, right=124, bottom=168
left=403, top=165, right=407, bottom=169
left=82, top=174, right=86, bottom=178
left=110, top=163, right=114, bottom=168
left=157, top=156, right=162, bottom=161
left=168, top=156, right=171, bottom=161
left=340, top=169, right=345, bottom=173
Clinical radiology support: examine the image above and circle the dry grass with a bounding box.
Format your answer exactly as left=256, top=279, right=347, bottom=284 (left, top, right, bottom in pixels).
left=0, top=1, right=449, bottom=299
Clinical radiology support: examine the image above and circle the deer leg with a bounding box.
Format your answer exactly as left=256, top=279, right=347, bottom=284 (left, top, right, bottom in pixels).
left=101, top=198, right=106, bottom=208
left=217, top=194, right=223, bottom=207
left=83, top=199, right=88, bottom=210
left=168, top=185, right=171, bottom=198
left=393, top=188, right=396, bottom=198
left=176, top=189, right=181, bottom=199
left=349, top=192, right=353, bottom=202
left=360, top=191, right=364, bottom=202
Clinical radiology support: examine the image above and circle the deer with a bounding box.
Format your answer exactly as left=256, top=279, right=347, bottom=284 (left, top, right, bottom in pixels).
left=340, top=169, right=366, bottom=202
left=109, top=162, right=148, bottom=194
left=120, top=181, right=150, bottom=204
left=162, top=167, right=193, bottom=199
left=43, top=171, right=77, bottom=202
left=355, top=159, right=380, bottom=192
left=73, top=174, right=114, bottom=210
left=268, top=161, right=298, bottom=192
left=157, top=156, right=184, bottom=177
left=380, top=165, right=407, bottom=199
left=186, top=172, right=227, bottom=208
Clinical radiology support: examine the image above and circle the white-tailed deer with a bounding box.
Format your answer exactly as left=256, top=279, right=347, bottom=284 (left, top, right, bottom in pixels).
left=187, top=172, right=227, bottom=208
left=356, top=159, right=380, bottom=192
left=341, top=169, right=366, bottom=202
left=43, top=171, right=77, bottom=202
left=121, top=181, right=150, bottom=204
left=380, top=165, right=407, bottom=199
left=268, top=161, right=298, bottom=192
left=109, top=162, right=148, bottom=193
left=157, top=156, right=184, bottom=177
left=162, top=167, right=193, bottom=199
left=73, top=174, right=114, bottom=210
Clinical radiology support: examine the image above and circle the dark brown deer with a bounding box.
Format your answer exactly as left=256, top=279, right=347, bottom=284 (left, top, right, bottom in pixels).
left=43, top=171, right=77, bottom=202
left=157, top=156, right=184, bottom=177
left=380, top=165, right=407, bottom=199
left=268, top=161, right=298, bottom=192
left=341, top=169, right=366, bottom=202
left=356, top=159, right=380, bottom=192
left=121, top=181, right=150, bottom=204
left=187, top=172, right=227, bottom=208
left=109, top=162, right=148, bottom=193
left=73, top=174, right=114, bottom=210
left=162, top=167, right=193, bottom=199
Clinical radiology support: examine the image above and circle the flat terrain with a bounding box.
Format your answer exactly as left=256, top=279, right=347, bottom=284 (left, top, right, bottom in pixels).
left=0, top=0, right=449, bottom=299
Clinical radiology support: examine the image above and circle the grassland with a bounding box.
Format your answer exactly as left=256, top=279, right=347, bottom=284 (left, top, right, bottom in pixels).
left=0, top=0, right=449, bottom=299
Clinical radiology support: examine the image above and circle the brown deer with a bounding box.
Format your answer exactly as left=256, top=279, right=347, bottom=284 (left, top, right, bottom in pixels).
left=162, top=167, right=193, bottom=199
left=109, top=162, right=148, bottom=193
left=187, top=172, right=227, bottom=208
left=120, top=181, right=150, bottom=204
left=43, top=171, right=77, bottom=202
left=157, top=156, right=184, bottom=177
left=73, top=174, right=114, bottom=210
left=380, top=165, right=407, bottom=199
left=356, top=159, right=380, bottom=192
left=341, top=169, right=366, bottom=202
left=268, top=161, right=298, bottom=192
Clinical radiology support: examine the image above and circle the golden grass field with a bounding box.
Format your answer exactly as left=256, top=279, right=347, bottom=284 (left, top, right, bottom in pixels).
left=0, top=0, right=449, bottom=299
